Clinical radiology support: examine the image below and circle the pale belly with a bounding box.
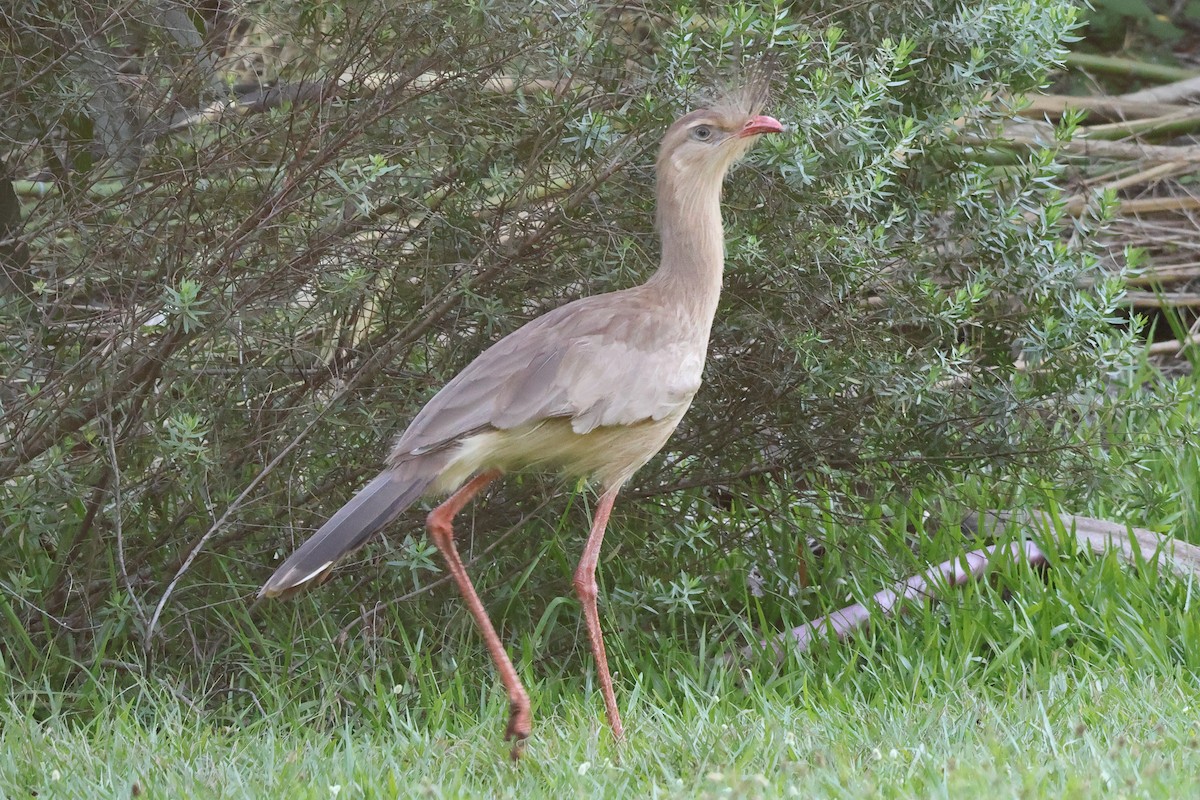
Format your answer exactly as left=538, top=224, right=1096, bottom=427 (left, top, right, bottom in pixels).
left=430, top=413, right=686, bottom=494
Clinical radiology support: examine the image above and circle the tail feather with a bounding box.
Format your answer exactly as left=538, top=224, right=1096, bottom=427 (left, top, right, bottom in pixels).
left=259, top=466, right=435, bottom=598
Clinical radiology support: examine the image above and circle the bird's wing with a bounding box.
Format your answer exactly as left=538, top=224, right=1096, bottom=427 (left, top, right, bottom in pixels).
left=392, top=290, right=703, bottom=459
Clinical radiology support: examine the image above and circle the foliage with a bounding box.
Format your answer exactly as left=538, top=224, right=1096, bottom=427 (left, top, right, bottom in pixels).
left=0, top=0, right=1148, bottom=686
left=1084, top=0, right=1200, bottom=50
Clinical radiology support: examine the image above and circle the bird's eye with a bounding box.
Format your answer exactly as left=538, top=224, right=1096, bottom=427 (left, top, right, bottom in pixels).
left=691, top=125, right=713, bottom=142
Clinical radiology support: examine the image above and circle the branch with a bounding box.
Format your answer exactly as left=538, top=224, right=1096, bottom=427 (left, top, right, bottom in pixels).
left=1020, top=94, right=1184, bottom=122
left=745, top=509, right=1200, bottom=659
left=146, top=408, right=333, bottom=644
left=1124, top=290, right=1200, bottom=309
left=1063, top=52, right=1198, bottom=84
left=147, top=69, right=578, bottom=142
left=1147, top=334, right=1200, bottom=357
left=1121, top=75, right=1200, bottom=105
left=982, top=121, right=1200, bottom=163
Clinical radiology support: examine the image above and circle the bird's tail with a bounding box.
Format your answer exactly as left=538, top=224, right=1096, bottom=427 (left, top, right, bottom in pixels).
left=259, top=463, right=436, bottom=599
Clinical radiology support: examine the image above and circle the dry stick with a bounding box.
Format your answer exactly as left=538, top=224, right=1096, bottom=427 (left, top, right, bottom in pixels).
left=1115, top=196, right=1200, bottom=214
left=1061, top=138, right=1200, bottom=163
left=1081, top=107, right=1200, bottom=141
left=156, top=69, right=573, bottom=140
left=104, top=410, right=146, bottom=630
left=1071, top=195, right=1200, bottom=219
left=1147, top=334, right=1200, bottom=357
left=747, top=510, right=1200, bottom=659
left=1020, top=94, right=1185, bottom=122
left=1124, top=290, right=1200, bottom=309
left=982, top=124, right=1200, bottom=164
left=1063, top=160, right=1190, bottom=216
left=1118, top=263, right=1200, bottom=287
left=1122, top=74, right=1200, bottom=105
left=1100, top=219, right=1200, bottom=252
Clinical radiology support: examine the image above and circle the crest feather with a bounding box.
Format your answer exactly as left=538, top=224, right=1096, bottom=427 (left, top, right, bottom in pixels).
left=705, top=58, right=775, bottom=118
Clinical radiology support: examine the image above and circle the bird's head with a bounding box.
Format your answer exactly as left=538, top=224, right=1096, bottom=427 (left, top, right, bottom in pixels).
left=656, top=84, right=783, bottom=191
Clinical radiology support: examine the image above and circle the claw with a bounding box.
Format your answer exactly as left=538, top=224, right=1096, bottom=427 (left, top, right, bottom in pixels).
left=505, top=699, right=532, bottom=742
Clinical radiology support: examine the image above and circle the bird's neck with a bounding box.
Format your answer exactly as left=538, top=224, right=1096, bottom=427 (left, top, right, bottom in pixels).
left=646, top=169, right=727, bottom=325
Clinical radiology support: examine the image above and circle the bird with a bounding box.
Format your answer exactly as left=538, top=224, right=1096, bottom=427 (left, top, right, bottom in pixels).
left=259, top=84, right=782, bottom=752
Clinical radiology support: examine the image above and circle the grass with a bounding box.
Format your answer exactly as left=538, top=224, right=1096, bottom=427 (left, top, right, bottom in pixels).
left=6, top=541, right=1200, bottom=798
left=3, top=353, right=1200, bottom=798
left=5, top=668, right=1200, bottom=798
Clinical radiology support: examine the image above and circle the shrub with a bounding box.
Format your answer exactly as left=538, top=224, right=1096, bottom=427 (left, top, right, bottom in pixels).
left=0, top=0, right=1134, bottom=682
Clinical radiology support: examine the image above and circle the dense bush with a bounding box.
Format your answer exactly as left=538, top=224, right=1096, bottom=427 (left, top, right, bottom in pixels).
left=1, top=0, right=1137, bottom=682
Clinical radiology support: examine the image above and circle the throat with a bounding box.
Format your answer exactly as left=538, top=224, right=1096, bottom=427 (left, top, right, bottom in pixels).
left=646, top=176, right=726, bottom=321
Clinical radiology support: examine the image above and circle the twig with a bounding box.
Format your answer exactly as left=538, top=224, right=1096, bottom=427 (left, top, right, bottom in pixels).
left=153, top=70, right=578, bottom=140
left=1112, top=196, right=1200, bottom=215
left=1081, top=108, right=1200, bottom=141
left=983, top=123, right=1200, bottom=164
left=104, top=410, right=146, bottom=630
left=1121, top=263, right=1200, bottom=287
left=146, top=408, right=337, bottom=644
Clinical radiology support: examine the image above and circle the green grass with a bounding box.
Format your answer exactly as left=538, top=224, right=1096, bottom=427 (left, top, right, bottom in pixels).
left=5, top=647, right=1200, bottom=797
left=4, top=355, right=1200, bottom=798
left=6, top=543, right=1200, bottom=798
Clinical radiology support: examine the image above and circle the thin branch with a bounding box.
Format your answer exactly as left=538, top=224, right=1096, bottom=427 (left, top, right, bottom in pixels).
left=145, top=408, right=336, bottom=644
left=1147, top=334, right=1200, bottom=357
left=104, top=408, right=145, bottom=630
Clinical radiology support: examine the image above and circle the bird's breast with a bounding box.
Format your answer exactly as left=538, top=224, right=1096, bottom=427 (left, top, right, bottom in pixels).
left=431, top=413, right=687, bottom=494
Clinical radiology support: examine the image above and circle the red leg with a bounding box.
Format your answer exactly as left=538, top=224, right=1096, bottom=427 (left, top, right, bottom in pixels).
left=426, top=470, right=532, bottom=754
left=573, top=486, right=624, bottom=740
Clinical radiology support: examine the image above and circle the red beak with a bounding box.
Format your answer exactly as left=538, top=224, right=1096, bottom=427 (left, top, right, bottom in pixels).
left=738, top=115, right=784, bottom=138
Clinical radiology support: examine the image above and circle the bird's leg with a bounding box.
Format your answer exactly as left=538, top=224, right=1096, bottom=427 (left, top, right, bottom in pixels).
left=426, top=469, right=533, bottom=753
left=573, top=486, right=624, bottom=741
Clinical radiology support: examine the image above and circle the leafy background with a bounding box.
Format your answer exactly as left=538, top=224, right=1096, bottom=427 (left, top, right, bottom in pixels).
left=0, top=0, right=1165, bottom=697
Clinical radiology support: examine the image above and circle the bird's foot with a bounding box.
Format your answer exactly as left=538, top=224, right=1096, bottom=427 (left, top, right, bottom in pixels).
left=505, top=699, right=532, bottom=760
left=609, top=714, right=625, bottom=743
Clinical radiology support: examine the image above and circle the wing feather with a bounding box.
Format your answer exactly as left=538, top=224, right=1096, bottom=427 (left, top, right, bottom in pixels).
left=391, top=290, right=703, bottom=461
